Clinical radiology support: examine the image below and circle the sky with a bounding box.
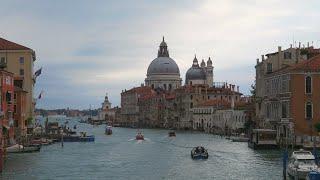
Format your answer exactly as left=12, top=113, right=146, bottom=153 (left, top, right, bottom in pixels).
left=1, top=0, right=320, bottom=110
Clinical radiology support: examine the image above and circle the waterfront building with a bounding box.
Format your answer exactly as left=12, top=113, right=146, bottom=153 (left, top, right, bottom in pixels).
left=0, top=69, right=14, bottom=169
left=97, top=93, right=112, bottom=121
left=145, top=37, right=182, bottom=91
left=192, top=99, right=247, bottom=134
left=262, top=54, right=320, bottom=146
left=174, top=83, right=242, bottom=129
left=0, top=37, right=36, bottom=129
left=120, top=86, right=153, bottom=127
left=254, top=44, right=320, bottom=145
left=14, top=86, right=27, bottom=137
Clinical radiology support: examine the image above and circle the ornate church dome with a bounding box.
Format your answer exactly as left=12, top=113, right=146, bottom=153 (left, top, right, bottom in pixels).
left=145, top=37, right=182, bottom=91
left=146, top=37, right=180, bottom=76
left=186, top=55, right=206, bottom=81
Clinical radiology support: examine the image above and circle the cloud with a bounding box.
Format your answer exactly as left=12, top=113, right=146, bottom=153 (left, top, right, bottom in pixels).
left=1, top=0, right=320, bottom=109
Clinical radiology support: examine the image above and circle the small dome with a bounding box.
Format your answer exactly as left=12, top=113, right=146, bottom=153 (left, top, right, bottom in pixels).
left=147, top=57, right=180, bottom=75
left=186, top=66, right=206, bottom=81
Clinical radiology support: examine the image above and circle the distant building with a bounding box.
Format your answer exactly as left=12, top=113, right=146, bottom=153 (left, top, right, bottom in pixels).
left=120, top=86, right=153, bottom=127
left=192, top=99, right=247, bottom=134
left=0, top=38, right=36, bottom=123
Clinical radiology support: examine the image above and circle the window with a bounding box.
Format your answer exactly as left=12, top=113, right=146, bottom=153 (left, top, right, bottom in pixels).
left=281, top=101, right=289, bottom=118
left=19, top=57, right=24, bottom=64
left=284, top=52, right=292, bottom=59
left=190, top=103, right=193, bottom=108
left=267, top=63, right=272, bottom=74
left=305, top=76, right=312, bottom=94
left=190, top=95, right=193, bottom=100
left=151, top=84, right=154, bottom=89
left=14, top=105, right=17, bottom=114
left=20, top=69, right=24, bottom=76
left=306, top=102, right=312, bottom=119
left=14, top=93, right=17, bottom=100
left=169, top=84, right=172, bottom=90
left=163, top=84, right=167, bottom=90
left=0, top=57, right=5, bottom=63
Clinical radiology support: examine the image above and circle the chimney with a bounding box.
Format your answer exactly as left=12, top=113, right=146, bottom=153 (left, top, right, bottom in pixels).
left=307, top=42, right=310, bottom=48
left=299, top=42, right=301, bottom=49
left=278, top=46, right=282, bottom=53
left=261, top=55, right=264, bottom=61
left=237, top=86, right=239, bottom=92
left=256, top=58, right=259, bottom=64
left=290, top=44, right=292, bottom=48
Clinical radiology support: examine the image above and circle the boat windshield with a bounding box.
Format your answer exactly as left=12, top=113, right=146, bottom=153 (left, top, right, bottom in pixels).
left=297, top=159, right=316, bottom=166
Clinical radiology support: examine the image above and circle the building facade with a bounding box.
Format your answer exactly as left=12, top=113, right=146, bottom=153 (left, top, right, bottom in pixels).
left=0, top=38, right=36, bottom=122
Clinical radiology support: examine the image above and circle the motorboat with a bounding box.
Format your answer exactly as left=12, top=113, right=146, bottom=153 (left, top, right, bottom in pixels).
left=6, top=144, right=41, bottom=153
left=168, top=131, right=176, bottom=137
left=287, top=149, right=320, bottom=179
left=136, top=131, right=144, bottom=140
left=191, top=146, right=209, bottom=160
left=105, top=126, right=112, bottom=135
left=79, top=132, right=95, bottom=142
left=231, top=133, right=249, bottom=142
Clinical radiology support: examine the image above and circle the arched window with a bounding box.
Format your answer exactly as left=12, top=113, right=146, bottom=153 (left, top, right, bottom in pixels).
left=190, top=95, right=193, bottom=100
left=306, top=102, right=312, bottom=119
left=163, top=84, right=167, bottom=90
left=151, top=84, right=154, bottom=89
left=306, top=76, right=312, bottom=94
left=190, top=103, right=193, bottom=108
left=169, top=84, right=172, bottom=90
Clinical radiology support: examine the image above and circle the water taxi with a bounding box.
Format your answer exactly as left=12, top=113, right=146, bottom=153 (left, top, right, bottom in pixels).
left=136, top=131, right=144, bottom=140
left=191, top=146, right=209, bottom=160
left=287, top=149, right=320, bottom=179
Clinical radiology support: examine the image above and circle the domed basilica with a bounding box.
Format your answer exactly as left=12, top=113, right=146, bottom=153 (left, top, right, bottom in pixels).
left=145, top=37, right=182, bottom=91
left=145, top=37, right=214, bottom=90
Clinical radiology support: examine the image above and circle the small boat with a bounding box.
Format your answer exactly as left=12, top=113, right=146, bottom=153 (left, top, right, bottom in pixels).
left=105, top=126, right=112, bottom=135
left=306, top=171, right=320, bottom=180
left=79, top=132, right=95, bottom=142
left=168, top=131, right=176, bottom=137
left=136, top=131, right=144, bottom=140
left=287, top=149, right=320, bottom=179
left=191, top=146, right=209, bottom=160
left=6, top=144, right=41, bottom=153
left=231, top=133, right=249, bottom=142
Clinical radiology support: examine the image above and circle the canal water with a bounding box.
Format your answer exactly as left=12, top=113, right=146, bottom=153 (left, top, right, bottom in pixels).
left=1, top=121, right=283, bottom=180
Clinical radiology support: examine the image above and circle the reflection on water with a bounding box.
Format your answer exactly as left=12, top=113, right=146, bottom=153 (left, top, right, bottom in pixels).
left=1, top=121, right=282, bottom=180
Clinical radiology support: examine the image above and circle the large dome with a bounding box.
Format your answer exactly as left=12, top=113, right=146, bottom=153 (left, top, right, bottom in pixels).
left=147, top=57, right=180, bottom=75
left=186, top=66, right=206, bottom=80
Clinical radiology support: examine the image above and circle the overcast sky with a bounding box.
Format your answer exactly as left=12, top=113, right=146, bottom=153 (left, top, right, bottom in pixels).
left=1, top=0, right=319, bottom=110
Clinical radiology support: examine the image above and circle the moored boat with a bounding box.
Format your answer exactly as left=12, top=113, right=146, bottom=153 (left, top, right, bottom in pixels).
left=191, top=146, right=208, bottom=160
left=6, top=144, right=41, bottom=153
left=287, top=149, right=320, bottom=180
left=136, top=131, right=144, bottom=140
left=105, top=126, right=112, bottom=135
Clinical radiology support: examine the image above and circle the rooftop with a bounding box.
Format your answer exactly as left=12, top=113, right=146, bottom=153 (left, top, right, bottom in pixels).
left=0, top=37, right=31, bottom=50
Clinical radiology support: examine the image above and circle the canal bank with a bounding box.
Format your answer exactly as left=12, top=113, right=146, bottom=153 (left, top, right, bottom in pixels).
left=1, top=123, right=282, bottom=180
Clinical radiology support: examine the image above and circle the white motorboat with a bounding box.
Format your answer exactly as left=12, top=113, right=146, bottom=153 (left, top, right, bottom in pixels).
left=6, top=144, right=41, bottom=153
left=287, top=149, right=320, bottom=179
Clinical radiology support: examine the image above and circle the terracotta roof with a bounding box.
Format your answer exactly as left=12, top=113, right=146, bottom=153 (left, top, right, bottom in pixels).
left=0, top=37, right=31, bottom=50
